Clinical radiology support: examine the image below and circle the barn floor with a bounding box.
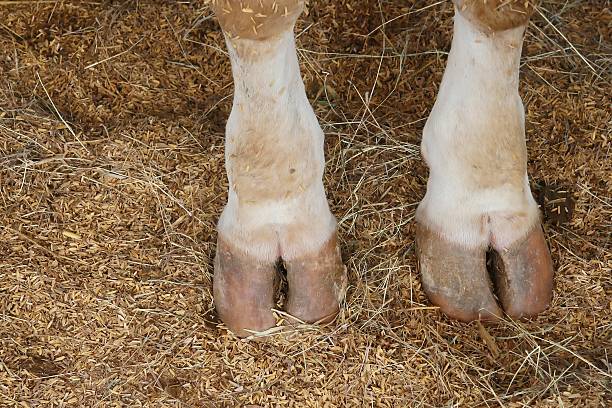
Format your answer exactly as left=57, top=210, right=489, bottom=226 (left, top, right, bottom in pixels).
left=0, top=1, right=610, bottom=407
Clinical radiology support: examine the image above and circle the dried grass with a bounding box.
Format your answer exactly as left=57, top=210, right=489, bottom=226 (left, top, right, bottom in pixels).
left=0, top=0, right=610, bottom=407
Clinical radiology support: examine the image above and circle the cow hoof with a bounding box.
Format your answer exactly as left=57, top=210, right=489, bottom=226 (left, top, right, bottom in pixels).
left=213, top=237, right=277, bottom=337
left=285, top=234, right=347, bottom=324
left=416, top=223, right=553, bottom=321
left=416, top=224, right=502, bottom=321
left=490, top=225, right=554, bottom=318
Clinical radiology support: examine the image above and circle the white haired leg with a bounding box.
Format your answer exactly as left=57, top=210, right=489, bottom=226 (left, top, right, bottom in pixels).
left=416, top=10, right=553, bottom=321
left=212, top=7, right=345, bottom=336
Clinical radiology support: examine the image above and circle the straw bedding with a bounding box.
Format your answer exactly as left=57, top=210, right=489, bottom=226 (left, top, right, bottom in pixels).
left=0, top=1, right=610, bottom=406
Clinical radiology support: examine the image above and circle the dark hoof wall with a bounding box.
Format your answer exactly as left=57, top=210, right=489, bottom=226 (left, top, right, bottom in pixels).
left=417, top=224, right=502, bottom=322
left=213, top=234, right=347, bottom=337
left=285, top=235, right=347, bottom=324
left=491, top=225, right=554, bottom=318
left=213, top=238, right=277, bottom=337
left=417, top=223, right=553, bottom=322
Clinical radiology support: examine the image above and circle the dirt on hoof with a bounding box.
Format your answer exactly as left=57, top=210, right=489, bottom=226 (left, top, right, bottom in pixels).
left=416, top=223, right=503, bottom=322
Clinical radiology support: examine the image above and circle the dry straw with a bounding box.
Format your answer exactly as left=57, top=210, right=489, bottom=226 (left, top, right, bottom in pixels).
left=0, top=0, right=610, bottom=406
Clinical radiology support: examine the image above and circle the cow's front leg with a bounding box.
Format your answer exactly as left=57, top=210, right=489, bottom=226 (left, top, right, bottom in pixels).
left=417, top=1, right=553, bottom=321
left=212, top=1, right=346, bottom=336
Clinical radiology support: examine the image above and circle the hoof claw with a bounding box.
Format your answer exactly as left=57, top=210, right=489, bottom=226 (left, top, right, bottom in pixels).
left=491, top=226, right=553, bottom=318
left=417, top=224, right=502, bottom=322
left=417, top=223, right=553, bottom=321
left=213, top=238, right=277, bottom=337
left=213, top=234, right=346, bottom=337
left=285, top=235, right=347, bottom=324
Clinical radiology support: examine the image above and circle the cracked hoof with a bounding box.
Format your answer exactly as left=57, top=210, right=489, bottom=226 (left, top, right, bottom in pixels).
left=417, top=223, right=553, bottom=321
left=285, top=235, right=347, bottom=324
left=213, top=238, right=276, bottom=337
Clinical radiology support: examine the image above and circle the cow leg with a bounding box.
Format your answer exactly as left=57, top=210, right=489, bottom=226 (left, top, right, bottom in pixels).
left=211, top=1, right=346, bottom=336
left=416, top=1, right=553, bottom=321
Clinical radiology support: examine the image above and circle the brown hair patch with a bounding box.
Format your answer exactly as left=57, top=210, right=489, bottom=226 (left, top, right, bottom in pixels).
left=211, top=0, right=304, bottom=40
left=454, top=0, right=537, bottom=32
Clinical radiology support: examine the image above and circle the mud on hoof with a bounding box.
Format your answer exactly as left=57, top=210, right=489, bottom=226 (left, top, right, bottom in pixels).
left=416, top=223, right=553, bottom=322
left=213, top=234, right=346, bottom=337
